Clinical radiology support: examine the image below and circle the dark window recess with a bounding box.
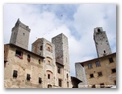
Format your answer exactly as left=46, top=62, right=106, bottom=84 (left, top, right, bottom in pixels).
left=90, top=74, right=94, bottom=78
left=4, top=61, right=7, bottom=67
left=97, top=28, right=101, bottom=32
left=114, top=80, right=116, bottom=85
left=23, top=33, right=25, bottom=35
left=13, top=70, right=18, bottom=78
left=15, top=50, right=23, bottom=59
left=111, top=68, right=116, bottom=73
left=104, top=50, right=106, bottom=53
left=40, top=46, right=43, bottom=50
left=48, top=84, right=52, bottom=88
left=98, top=72, right=103, bottom=77
left=88, top=63, right=92, bottom=69
left=39, top=77, right=42, bottom=84
left=27, top=54, right=31, bottom=62
left=59, top=79, right=62, bottom=87
left=91, top=85, right=96, bottom=88
left=58, top=66, right=61, bottom=74
left=48, top=74, right=50, bottom=79
left=26, top=74, right=31, bottom=81
left=38, top=59, right=41, bottom=64
left=95, top=61, right=101, bottom=67
left=109, top=58, right=114, bottom=63
left=67, top=74, right=68, bottom=79
left=100, top=83, right=104, bottom=88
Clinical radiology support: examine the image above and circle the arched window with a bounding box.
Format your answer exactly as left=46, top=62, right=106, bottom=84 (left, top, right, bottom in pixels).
left=46, top=43, right=52, bottom=52
left=47, top=84, right=52, bottom=88
left=46, top=70, right=53, bottom=80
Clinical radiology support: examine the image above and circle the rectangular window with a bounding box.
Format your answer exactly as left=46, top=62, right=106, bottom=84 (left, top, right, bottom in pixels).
left=88, top=63, right=92, bottom=69
left=114, top=80, right=116, bottom=85
left=38, top=59, right=41, bottom=64
left=100, top=83, right=104, bottom=88
left=109, top=58, right=114, bottom=63
left=111, top=68, right=116, bottom=73
left=91, top=85, right=96, bottom=88
left=95, top=61, right=101, bottom=67
left=57, top=66, right=61, bottom=74
left=90, top=74, right=94, bottom=78
left=39, top=77, right=42, bottom=84
left=40, top=46, right=43, bottom=50
left=15, top=50, right=23, bottom=59
left=98, top=72, right=103, bottom=77
left=27, top=54, right=31, bottom=62
left=26, top=74, right=31, bottom=81
left=13, top=70, right=18, bottom=78
left=48, top=74, right=50, bottom=79
left=58, top=79, right=62, bottom=87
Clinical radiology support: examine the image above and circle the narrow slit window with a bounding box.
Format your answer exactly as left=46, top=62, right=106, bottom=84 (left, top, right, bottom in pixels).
left=26, top=74, right=31, bottom=81
left=39, top=77, right=42, bottom=84
left=13, top=70, right=18, bottom=78
left=27, top=54, right=31, bottom=62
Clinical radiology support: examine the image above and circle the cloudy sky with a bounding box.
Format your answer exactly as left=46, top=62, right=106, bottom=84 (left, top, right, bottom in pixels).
left=4, top=4, right=116, bottom=76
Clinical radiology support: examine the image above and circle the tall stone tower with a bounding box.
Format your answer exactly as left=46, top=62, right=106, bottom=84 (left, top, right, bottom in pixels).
left=32, top=38, right=56, bottom=88
left=94, top=27, right=112, bottom=57
left=52, top=33, right=71, bottom=88
left=10, top=19, right=30, bottom=50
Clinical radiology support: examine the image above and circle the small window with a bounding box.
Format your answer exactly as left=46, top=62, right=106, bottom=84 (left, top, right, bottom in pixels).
left=15, top=50, right=23, bottom=59
left=26, top=74, right=31, bottom=81
left=47, top=84, right=52, bottom=88
left=58, top=79, right=62, bottom=87
left=100, top=83, right=104, bottom=88
left=47, top=47, right=51, bottom=52
left=109, top=58, right=114, bottom=63
left=98, top=72, right=103, bottom=77
left=38, top=59, right=41, bottom=64
left=67, top=74, right=68, bottom=79
left=39, top=77, right=42, bottom=84
left=48, top=60, right=50, bottom=64
left=97, top=28, right=101, bottom=32
left=48, top=74, right=50, bottom=79
left=104, top=50, right=106, bottom=53
left=111, top=68, right=116, bottom=73
left=90, top=74, right=94, bottom=78
left=40, top=46, right=43, bottom=50
left=88, top=63, right=92, bottom=69
left=13, top=70, right=18, bottom=78
left=114, top=80, right=116, bottom=85
left=27, top=54, right=31, bottom=62
left=91, top=85, right=96, bottom=88
left=57, top=66, right=61, bottom=74
left=23, top=33, right=25, bottom=36
left=95, top=61, right=101, bottom=67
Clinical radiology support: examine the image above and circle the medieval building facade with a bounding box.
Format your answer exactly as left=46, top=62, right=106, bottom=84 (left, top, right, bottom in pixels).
left=4, top=19, right=72, bottom=88
left=75, top=27, right=116, bottom=88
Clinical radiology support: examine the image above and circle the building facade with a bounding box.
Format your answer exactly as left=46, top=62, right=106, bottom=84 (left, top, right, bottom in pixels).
left=75, top=27, right=116, bottom=88
left=4, top=19, right=72, bottom=88
left=76, top=53, right=116, bottom=88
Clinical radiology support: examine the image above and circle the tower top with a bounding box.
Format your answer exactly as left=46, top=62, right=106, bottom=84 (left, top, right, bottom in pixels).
left=12, top=18, right=30, bottom=32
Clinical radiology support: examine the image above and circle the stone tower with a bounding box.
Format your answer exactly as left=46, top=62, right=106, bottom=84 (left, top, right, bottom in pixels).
left=94, top=27, right=112, bottom=57
left=10, top=19, right=30, bottom=50
left=32, top=38, right=56, bottom=88
left=52, top=33, right=71, bottom=88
